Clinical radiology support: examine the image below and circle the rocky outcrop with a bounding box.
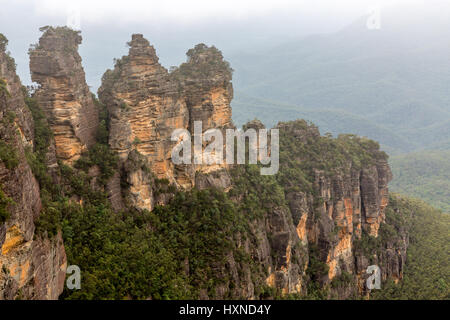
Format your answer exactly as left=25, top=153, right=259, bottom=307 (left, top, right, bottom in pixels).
left=97, top=35, right=403, bottom=298
left=270, top=121, right=402, bottom=299
left=1, top=28, right=409, bottom=300
left=0, top=36, right=66, bottom=300
left=171, top=43, right=234, bottom=139
left=29, top=26, right=98, bottom=164
left=98, top=34, right=192, bottom=204
left=204, top=121, right=404, bottom=300
left=99, top=35, right=234, bottom=210
left=172, top=43, right=234, bottom=175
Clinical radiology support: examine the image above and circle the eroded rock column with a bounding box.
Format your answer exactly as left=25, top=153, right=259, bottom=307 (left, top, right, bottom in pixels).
left=29, top=26, right=98, bottom=164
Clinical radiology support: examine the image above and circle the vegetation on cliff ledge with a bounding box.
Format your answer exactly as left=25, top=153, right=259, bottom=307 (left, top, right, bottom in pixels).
left=0, top=186, right=14, bottom=223
left=21, top=92, right=448, bottom=300
left=171, top=43, right=233, bottom=82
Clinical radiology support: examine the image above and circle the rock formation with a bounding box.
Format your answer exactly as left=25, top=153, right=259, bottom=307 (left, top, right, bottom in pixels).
left=98, top=35, right=405, bottom=299
left=0, top=34, right=66, bottom=300
left=29, top=26, right=98, bottom=164
left=1, top=28, right=409, bottom=300
left=270, top=121, right=402, bottom=298
left=99, top=35, right=233, bottom=210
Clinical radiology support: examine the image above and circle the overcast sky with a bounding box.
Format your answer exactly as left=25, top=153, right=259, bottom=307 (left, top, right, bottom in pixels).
left=9, top=0, right=422, bottom=24
left=0, top=0, right=438, bottom=88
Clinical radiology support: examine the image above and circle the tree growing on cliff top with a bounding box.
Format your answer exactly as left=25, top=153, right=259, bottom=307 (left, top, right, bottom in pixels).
left=0, top=33, right=8, bottom=52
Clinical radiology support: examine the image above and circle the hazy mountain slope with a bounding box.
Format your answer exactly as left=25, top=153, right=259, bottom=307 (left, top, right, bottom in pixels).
left=232, top=91, right=413, bottom=155
left=389, top=150, right=450, bottom=213
left=372, top=195, right=450, bottom=300
left=230, top=4, right=450, bottom=153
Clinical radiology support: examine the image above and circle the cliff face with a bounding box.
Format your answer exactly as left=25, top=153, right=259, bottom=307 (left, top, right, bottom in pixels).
left=260, top=122, right=403, bottom=298
left=196, top=121, right=404, bottom=300
left=97, top=35, right=405, bottom=299
left=98, top=35, right=233, bottom=210
left=1, top=29, right=409, bottom=300
left=29, top=27, right=98, bottom=164
left=172, top=44, right=234, bottom=175
left=0, top=36, right=66, bottom=300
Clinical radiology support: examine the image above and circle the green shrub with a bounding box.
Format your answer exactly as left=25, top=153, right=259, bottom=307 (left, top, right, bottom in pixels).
left=0, top=78, right=11, bottom=98
left=0, top=141, right=19, bottom=170
left=0, top=33, right=7, bottom=51
left=0, top=186, right=14, bottom=223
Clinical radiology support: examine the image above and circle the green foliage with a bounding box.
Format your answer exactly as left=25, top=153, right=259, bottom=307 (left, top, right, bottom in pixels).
left=255, top=285, right=278, bottom=300
left=74, top=143, right=118, bottom=185
left=23, top=98, right=255, bottom=298
left=39, top=26, right=81, bottom=42
left=0, top=33, right=8, bottom=52
left=149, top=189, right=248, bottom=298
left=0, top=185, right=14, bottom=223
left=57, top=183, right=253, bottom=299
left=42, top=120, right=391, bottom=300
left=60, top=202, right=188, bottom=300
left=0, top=33, right=17, bottom=72
left=172, top=44, right=233, bottom=81
left=331, top=271, right=354, bottom=289
left=390, top=150, right=450, bottom=212
left=5, top=54, right=16, bottom=72
left=72, top=94, right=117, bottom=185
left=229, top=164, right=286, bottom=219
left=372, top=194, right=450, bottom=300
left=353, top=232, right=383, bottom=263
left=3, top=111, right=16, bottom=124
left=0, top=78, right=11, bottom=98
left=20, top=94, right=447, bottom=301
left=24, top=95, right=58, bottom=194
left=34, top=192, right=63, bottom=238
left=276, top=120, right=387, bottom=196
left=92, top=94, right=109, bottom=145
left=306, top=244, right=329, bottom=282
left=230, top=25, right=450, bottom=154
left=0, top=141, right=19, bottom=170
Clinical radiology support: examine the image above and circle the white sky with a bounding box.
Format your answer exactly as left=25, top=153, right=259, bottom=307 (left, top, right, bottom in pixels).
left=1, top=0, right=440, bottom=88
left=4, top=0, right=426, bottom=25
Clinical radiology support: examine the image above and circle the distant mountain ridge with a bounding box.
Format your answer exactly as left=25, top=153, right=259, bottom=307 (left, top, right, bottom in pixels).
left=230, top=4, right=450, bottom=154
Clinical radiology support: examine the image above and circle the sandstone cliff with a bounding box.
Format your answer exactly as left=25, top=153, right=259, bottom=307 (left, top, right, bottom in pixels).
left=285, top=122, right=403, bottom=298
left=98, top=35, right=233, bottom=211
left=95, top=35, right=406, bottom=299
left=0, top=34, right=66, bottom=300
left=1, top=28, right=410, bottom=300
left=29, top=27, right=99, bottom=164
left=226, top=121, right=405, bottom=299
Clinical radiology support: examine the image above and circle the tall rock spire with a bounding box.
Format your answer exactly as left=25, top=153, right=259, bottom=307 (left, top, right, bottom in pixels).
left=29, top=26, right=99, bottom=164
left=98, top=35, right=235, bottom=211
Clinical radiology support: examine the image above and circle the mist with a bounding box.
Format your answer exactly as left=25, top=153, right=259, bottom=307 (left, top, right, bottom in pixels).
left=0, top=0, right=432, bottom=89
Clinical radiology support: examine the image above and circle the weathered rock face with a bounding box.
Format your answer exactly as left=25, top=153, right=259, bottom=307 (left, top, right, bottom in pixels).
left=260, top=205, right=308, bottom=297
left=172, top=43, right=233, bottom=131
left=0, top=39, right=67, bottom=300
left=269, top=122, right=402, bottom=299
left=99, top=34, right=192, bottom=200
left=305, top=161, right=392, bottom=283
left=1, top=29, right=408, bottom=300
left=207, top=121, right=404, bottom=300
left=172, top=44, right=234, bottom=175
left=97, top=38, right=403, bottom=298
left=99, top=35, right=233, bottom=210
left=29, top=27, right=98, bottom=164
